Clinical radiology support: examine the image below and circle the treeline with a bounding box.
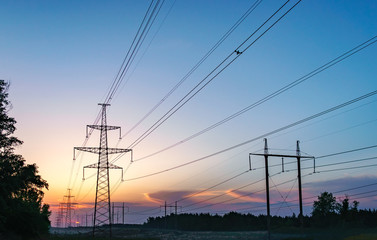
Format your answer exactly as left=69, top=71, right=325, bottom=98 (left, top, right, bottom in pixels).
left=144, top=192, right=377, bottom=231
left=0, top=80, right=50, bottom=239
left=144, top=210, right=377, bottom=231
left=145, top=212, right=301, bottom=231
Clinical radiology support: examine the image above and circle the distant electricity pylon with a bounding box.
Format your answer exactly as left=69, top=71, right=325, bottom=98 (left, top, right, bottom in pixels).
left=64, top=189, right=77, bottom=228
left=74, top=103, right=132, bottom=237
left=56, top=189, right=77, bottom=228
left=55, top=203, right=64, bottom=228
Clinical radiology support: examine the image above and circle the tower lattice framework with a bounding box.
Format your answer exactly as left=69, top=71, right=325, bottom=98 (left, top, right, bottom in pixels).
left=75, top=103, right=131, bottom=237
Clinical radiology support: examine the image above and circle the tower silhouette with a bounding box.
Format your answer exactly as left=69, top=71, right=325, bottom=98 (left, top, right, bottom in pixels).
left=63, top=189, right=77, bottom=228
left=74, top=103, right=131, bottom=237
left=54, top=203, right=64, bottom=228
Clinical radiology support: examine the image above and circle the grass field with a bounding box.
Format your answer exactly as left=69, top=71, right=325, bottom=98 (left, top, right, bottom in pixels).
left=48, top=226, right=377, bottom=240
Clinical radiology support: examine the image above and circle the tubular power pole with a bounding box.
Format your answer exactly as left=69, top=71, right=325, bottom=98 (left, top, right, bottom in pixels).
left=250, top=139, right=315, bottom=237
left=74, top=104, right=132, bottom=238
left=263, top=138, right=271, bottom=240
left=296, top=140, right=303, bottom=229
left=112, top=202, right=129, bottom=224
left=160, top=201, right=181, bottom=229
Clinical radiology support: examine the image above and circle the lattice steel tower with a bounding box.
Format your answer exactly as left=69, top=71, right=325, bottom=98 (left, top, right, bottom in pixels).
left=74, top=103, right=131, bottom=237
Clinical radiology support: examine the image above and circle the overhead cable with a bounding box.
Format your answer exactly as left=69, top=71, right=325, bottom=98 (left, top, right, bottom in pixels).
left=122, top=90, right=377, bottom=181
left=121, top=0, right=263, bottom=139
left=135, top=35, right=377, bottom=161
left=127, top=0, right=301, bottom=149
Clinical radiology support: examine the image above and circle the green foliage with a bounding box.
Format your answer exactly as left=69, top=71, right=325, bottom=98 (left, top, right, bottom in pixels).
left=0, top=80, right=50, bottom=239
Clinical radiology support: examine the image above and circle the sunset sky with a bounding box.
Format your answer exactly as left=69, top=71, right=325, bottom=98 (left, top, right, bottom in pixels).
left=1, top=0, right=377, bottom=226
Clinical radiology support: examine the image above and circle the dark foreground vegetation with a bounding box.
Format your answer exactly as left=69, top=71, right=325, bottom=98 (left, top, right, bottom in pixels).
left=0, top=80, right=50, bottom=239
left=145, top=210, right=377, bottom=231
left=144, top=209, right=377, bottom=231
left=49, top=225, right=377, bottom=240
left=145, top=192, right=377, bottom=231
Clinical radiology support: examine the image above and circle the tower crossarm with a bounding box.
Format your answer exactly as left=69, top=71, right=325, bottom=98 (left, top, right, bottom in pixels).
left=86, top=125, right=123, bottom=139
left=84, top=163, right=123, bottom=169
left=83, top=163, right=124, bottom=180
left=87, top=125, right=120, bottom=131
left=74, top=147, right=131, bottom=158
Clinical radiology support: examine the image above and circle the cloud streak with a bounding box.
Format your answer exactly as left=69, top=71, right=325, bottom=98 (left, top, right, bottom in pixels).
left=226, top=189, right=265, bottom=203
left=143, top=193, right=164, bottom=205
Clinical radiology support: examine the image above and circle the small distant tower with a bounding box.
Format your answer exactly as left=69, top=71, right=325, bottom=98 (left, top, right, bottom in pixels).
left=64, top=189, right=77, bottom=228
left=74, top=104, right=131, bottom=237
left=55, top=203, right=64, bottom=228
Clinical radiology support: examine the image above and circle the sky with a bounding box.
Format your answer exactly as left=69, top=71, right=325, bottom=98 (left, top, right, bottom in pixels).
left=1, top=0, right=377, bottom=227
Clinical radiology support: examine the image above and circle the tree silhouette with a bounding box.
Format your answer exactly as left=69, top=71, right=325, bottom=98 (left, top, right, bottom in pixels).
left=0, top=80, right=50, bottom=239
left=312, top=191, right=338, bottom=217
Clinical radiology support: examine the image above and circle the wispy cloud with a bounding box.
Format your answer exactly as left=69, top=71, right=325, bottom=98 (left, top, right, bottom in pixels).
left=184, top=190, right=222, bottom=199
left=226, top=189, right=265, bottom=203
left=143, top=193, right=164, bottom=204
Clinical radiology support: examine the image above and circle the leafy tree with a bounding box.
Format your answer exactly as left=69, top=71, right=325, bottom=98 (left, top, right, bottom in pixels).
left=339, top=196, right=350, bottom=218
left=311, top=191, right=340, bottom=227
left=312, top=191, right=338, bottom=217
left=0, top=80, right=50, bottom=239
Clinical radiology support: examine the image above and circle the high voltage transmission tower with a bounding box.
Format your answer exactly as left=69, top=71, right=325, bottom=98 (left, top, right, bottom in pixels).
left=74, top=103, right=132, bottom=238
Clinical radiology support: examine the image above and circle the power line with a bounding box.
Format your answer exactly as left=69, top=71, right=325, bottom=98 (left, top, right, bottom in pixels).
left=182, top=163, right=377, bottom=214
left=263, top=144, right=377, bottom=171
left=66, top=0, right=165, bottom=203
left=127, top=0, right=301, bottom=149
left=104, top=0, right=164, bottom=104
left=65, top=1, right=161, bottom=193
left=135, top=35, right=377, bottom=161
left=280, top=180, right=377, bottom=206
left=121, top=0, right=264, bottom=139
left=135, top=148, right=377, bottom=213
left=316, top=144, right=377, bottom=159
left=316, top=163, right=377, bottom=173
left=111, top=158, right=377, bottom=218
left=111, top=0, right=177, bottom=104
left=181, top=173, right=296, bottom=213
left=270, top=190, right=377, bottom=213
left=178, top=174, right=279, bottom=210
left=315, top=156, right=377, bottom=169
left=126, top=174, right=267, bottom=216
left=222, top=181, right=377, bottom=214
left=121, top=90, right=377, bottom=181
left=175, top=170, right=250, bottom=204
